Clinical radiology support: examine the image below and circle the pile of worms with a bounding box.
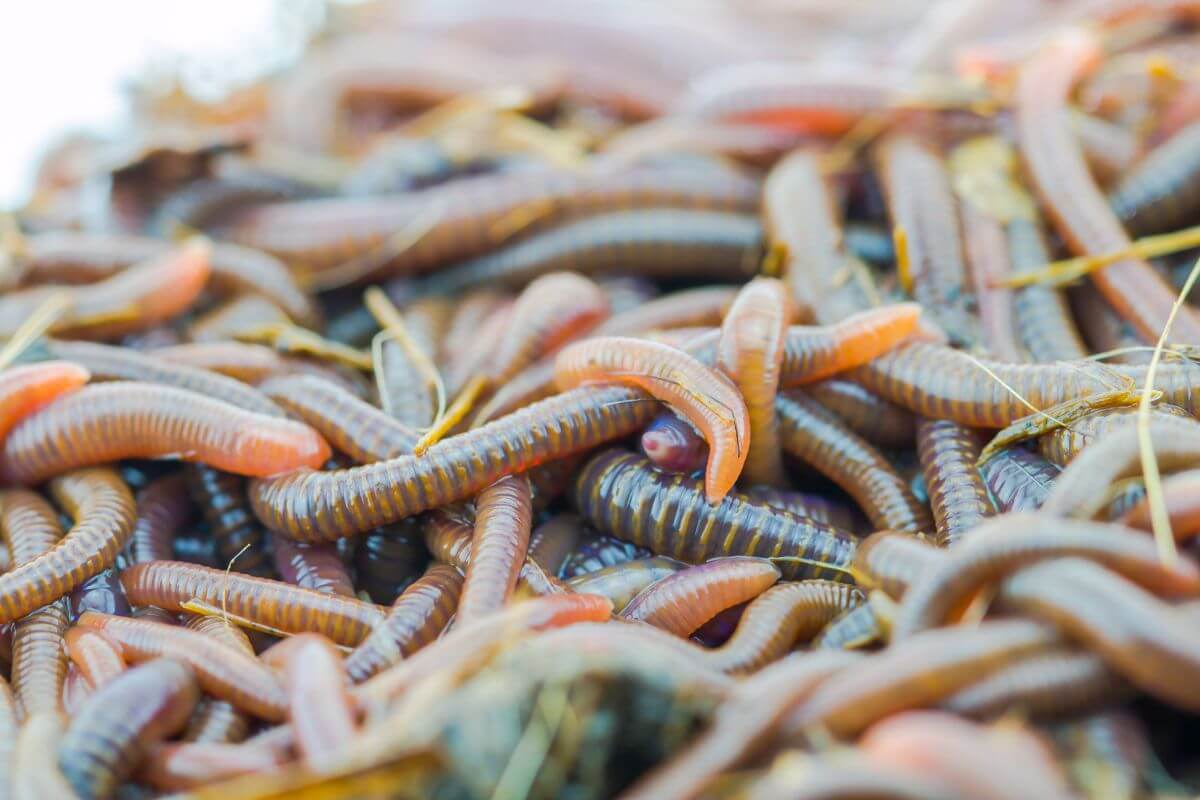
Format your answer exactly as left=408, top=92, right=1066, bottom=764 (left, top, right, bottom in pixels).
left=10, top=1, right=1200, bottom=797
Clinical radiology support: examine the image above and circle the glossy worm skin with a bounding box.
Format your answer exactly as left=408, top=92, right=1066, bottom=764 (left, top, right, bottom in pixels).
left=187, top=294, right=291, bottom=343
left=422, top=508, right=565, bottom=598
left=249, top=384, right=658, bottom=542
left=743, top=486, right=861, bottom=532
left=277, top=635, right=356, bottom=772
left=1042, top=424, right=1200, bottom=519
left=717, top=278, right=792, bottom=487
left=0, top=468, right=135, bottom=625
left=708, top=580, right=863, bottom=674
left=457, top=475, right=534, bottom=624
left=2, top=489, right=68, bottom=721
left=979, top=447, right=1060, bottom=513
left=620, top=557, right=779, bottom=636
left=941, top=648, right=1122, bottom=719
left=74, top=612, right=287, bottom=721
left=590, top=285, right=736, bottom=338
left=639, top=412, right=705, bottom=474
left=226, top=165, right=760, bottom=279
left=181, top=615, right=254, bottom=745
left=354, top=521, right=427, bottom=606
left=815, top=602, right=884, bottom=651
left=562, top=534, right=650, bottom=578
left=21, top=232, right=319, bottom=327
left=39, top=339, right=285, bottom=417
left=417, top=209, right=763, bottom=295
left=847, top=342, right=1200, bottom=427
left=1007, top=214, right=1088, bottom=362
left=0, top=679, right=14, bottom=798
left=1110, top=119, right=1200, bottom=236
left=807, top=379, right=916, bottom=449
left=355, top=592, right=615, bottom=705
left=120, top=561, right=385, bottom=647
left=1037, top=404, right=1193, bottom=466
left=271, top=538, right=354, bottom=597
left=892, top=514, right=1200, bottom=637
left=776, top=391, right=931, bottom=533
left=526, top=512, right=583, bottom=578
left=876, top=134, right=979, bottom=348
left=763, top=149, right=869, bottom=323
left=565, top=556, right=684, bottom=612
left=65, top=628, right=127, bottom=692
left=916, top=418, right=995, bottom=547
left=150, top=341, right=304, bottom=385
left=185, top=466, right=273, bottom=578
left=999, top=558, right=1200, bottom=712
left=57, top=659, right=199, bottom=800
left=777, top=304, right=924, bottom=387
left=0, top=362, right=90, bottom=444
left=0, top=382, right=330, bottom=485
left=851, top=531, right=943, bottom=600
left=259, top=373, right=419, bottom=464
left=0, top=240, right=210, bottom=341
left=487, top=272, right=610, bottom=385
left=789, top=619, right=1056, bottom=737
left=1017, top=31, right=1200, bottom=343
left=130, top=473, right=193, bottom=564
left=573, top=450, right=856, bottom=582
left=556, top=336, right=749, bottom=503
left=345, top=563, right=463, bottom=683
left=376, top=336, right=438, bottom=431
left=440, top=288, right=510, bottom=370
left=1121, top=468, right=1200, bottom=539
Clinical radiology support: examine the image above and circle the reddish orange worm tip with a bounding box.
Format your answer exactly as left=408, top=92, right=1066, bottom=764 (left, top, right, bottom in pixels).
left=555, top=336, right=750, bottom=503
left=0, top=361, right=91, bottom=441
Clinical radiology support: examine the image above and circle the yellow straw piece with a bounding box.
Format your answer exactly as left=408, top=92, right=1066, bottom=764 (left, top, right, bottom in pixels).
left=1002, top=223, right=1200, bottom=288
left=235, top=322, right=374, bottom=371
left=0, top=291, right=71, bottom=370
left=413, top=373, right=488, bottom=455
left=893, top=224, right=914, bottom=294
left=365, top=286, right=446, bottom=427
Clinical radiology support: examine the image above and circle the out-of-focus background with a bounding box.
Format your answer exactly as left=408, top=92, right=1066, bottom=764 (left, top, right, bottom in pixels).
left=0, top=0, right=326, bottom=207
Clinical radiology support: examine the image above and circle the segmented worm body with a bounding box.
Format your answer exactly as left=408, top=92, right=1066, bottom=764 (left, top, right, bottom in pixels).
left=851, top=531, right=942, bottom=600
left=457, top=475, right=534, bottom=624
left=573, top=450, right=856, bottom=581
left=185, top=465, right=274, bottom=578
left=620, top=557, right=779, bottom=636
left=181, top=615, right=254, bottom=745
left=1110, top=119, right=1200, bottom=236
left=57, top=659, right=198, bottom=799
left=916, top=418, right=995, bottom=546
left=251, top=385, right=658, bottom=542
left=807, top=379, right=916, bottom=449
left=0, top=383, right=330, bottom=485
left=271, top=538, right=354, bottom=597
left=130, top=473, right=193, bottom=564
left=941, top=648, right=1121, bottom=719
left=0, top=361, right=90, bottom=444
left=65, top=628, right=127, bottom=692
left=979, top=447, right=1060, bottom=512
left=120, top=561, right=384, bottom=647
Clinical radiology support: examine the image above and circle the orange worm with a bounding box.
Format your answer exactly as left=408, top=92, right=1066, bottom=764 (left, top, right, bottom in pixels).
left=621, top=557, right=780, bottom=636
left=0, top=382, right=331, bottom=485
left=0, top=361, right=90, bottom=443
left=457, top=475, right=534, bottom=624
left=555, top=336, right=749, bottom=503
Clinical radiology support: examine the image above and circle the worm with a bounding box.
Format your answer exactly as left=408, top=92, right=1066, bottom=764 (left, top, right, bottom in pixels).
left=847, top=342, right=1200, bottom=427
left=789, top=618, right=1057, bottom=737
left=422, top=508, right=566, bottom=599
left=999, top=558, right=1200, bottom=712
left=57, top=658, right=199, bottom=800
left=119, top=560, right=385, bottom=647
left=1017, top=30, right=1200, bottom=342
left=457, top=475, right=534, bottom=624
left=345, top=563, right=463, bottom=683
left=0, top=361, right=90, bottom=443
left=275, top=635, right=357, bottom=772
left=180, top=615, right=254, bottom=745
left=777, top=304, right=925, bottom=386
left=0, top=678, right=15, bottom=792
left=415, top=208, right=763, bottom=294
left=73, top=612, right=287, bottom=721
left=0, top=240, right=210, bottom=341
left=591, top=285, right=736, bottom=338
left=742, top=486, right=862, bottom=532
left=807, top=379, right=916, bottom=449
left=979, top=447, right=1060, bottom=513
left=717, top=277, right=792, bottom=487
left=555, top=336, right=749, bottom=503
left=814, top=602, right=884, bottom=651
left=0, top=382, right=330, bottom=485
left=892, top=513, right=1200, bottom=637
left=941, top=648, right=1123, bottom=719
left=573, top=450, right=856, bottom=581
left=187, top=294, right=292, bottom=343
left=271, top=538, right=355, bottom=597
left=638, top=412, right=705, bottom=474
left=2, top=489, right=68, bottom=720
left=149, top=341, right=317, bottom=385
left=1110, top=119, right=1200, bottom=236
left=565, top=556, right=684, bottom=612
left=0, top=468, right=135, bottom=624
left=851, top=531, right=943, bottom=600
left=487, top=272, right=610, bottom=385
left=763, top=149, right=870, bottom=323
left=1121, top=468, right=1200, bottom=539
left=137, top=740, right=285, bottom=792
left=876, top=133, right=979, bottom=348
left=916, top=418, right=996, bottom=547
left=1008, top=213, right=1088, bottom=362
left=562, top=534, right=651, bottom=578
left=706, top=580, right=863, bottom=674
left=250, top=385, right=658, bottom=542
left=185, top=465, right=274, bottom=578
left=776, top=391, right=931, bottom=532
left=620, top=557, right=780, bottom=636
left=526, top=512, right=584, bottom=578
left=20, top=232, right=318, bottom=327
left=130, top=473, right=194, bottom=565
left=65, top=628, right=127, bottom=692
left=354, top=521, right=428, bottom=605
left=1037, top=404, right=1194, bottom=466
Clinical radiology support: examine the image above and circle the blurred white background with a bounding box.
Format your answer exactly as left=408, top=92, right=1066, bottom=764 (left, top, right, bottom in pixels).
left=0, top=0, right=327, bottom=208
